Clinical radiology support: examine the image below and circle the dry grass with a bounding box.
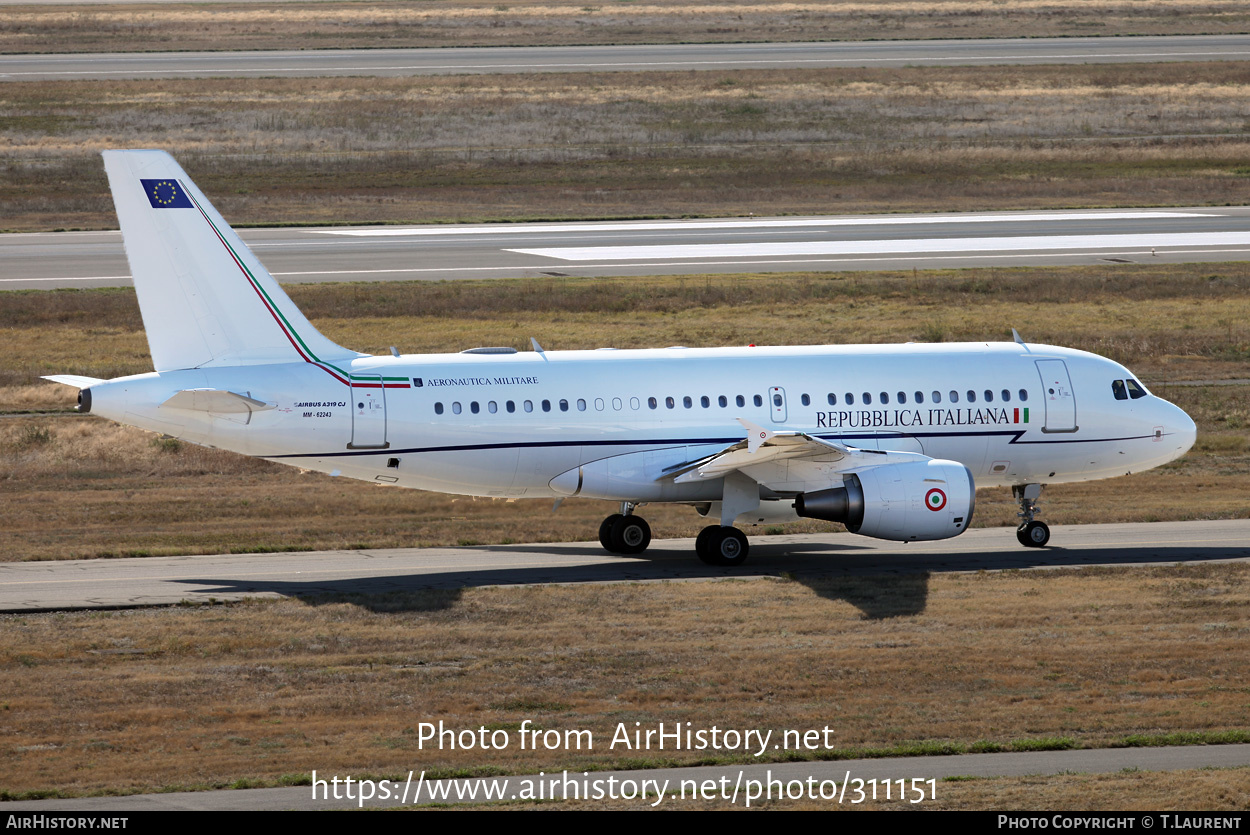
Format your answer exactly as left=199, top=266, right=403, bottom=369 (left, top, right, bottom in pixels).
left=6, top=263, right=1250, bottom=387
left=0, top=565, right=1247, bottom=799
left=4, top=64, right=1250, bottom=230
left=2, top=0, right=1247, bottom=54
left=1, top=264, right=1248, bottom=561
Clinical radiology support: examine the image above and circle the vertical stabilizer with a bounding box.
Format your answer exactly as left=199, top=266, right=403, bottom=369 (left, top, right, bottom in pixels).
left=103, top=150, right=362, bottom=372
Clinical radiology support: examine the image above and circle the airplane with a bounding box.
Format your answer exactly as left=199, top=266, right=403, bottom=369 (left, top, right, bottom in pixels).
left=45, top=150, right=1197, bottom=566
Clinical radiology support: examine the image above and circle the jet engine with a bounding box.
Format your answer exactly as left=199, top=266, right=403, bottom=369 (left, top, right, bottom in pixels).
left=794, top=459, right=975, bottom=541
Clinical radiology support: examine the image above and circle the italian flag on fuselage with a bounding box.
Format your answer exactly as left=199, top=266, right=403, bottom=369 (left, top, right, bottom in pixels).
left=1014, top=408, right=1030, bottom=424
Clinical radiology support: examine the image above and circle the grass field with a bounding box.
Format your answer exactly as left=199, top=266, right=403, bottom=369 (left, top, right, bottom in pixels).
left=1, top=566, right=1247, bottom=804
left=3, top=0, right=1248, bottom=55
left=2, top=264, right=1248, bottom=562
left=4, top=63, right=1250, bottom=230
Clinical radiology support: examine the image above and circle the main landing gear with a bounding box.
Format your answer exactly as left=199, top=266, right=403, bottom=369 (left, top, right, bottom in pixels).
left=598, top=503, right=652, bottom=555
left=695, top=525, right=749, bottom=567
left=1013, top=483, right=1050, bottom=547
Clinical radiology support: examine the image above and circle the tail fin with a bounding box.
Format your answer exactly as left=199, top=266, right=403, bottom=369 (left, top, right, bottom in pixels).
left=103, top=150, right=362, bottom=372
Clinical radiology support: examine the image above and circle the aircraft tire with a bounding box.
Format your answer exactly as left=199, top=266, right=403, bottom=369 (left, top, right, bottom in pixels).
left=695, top=525, right=720, bottom=564
left=599, top=514, right=625, bottom=552
left=708, top=526, right=750, bottom=567
left=1017, top=521, right=1050, bottom=547
left=611, top=515, right=651, bottom=555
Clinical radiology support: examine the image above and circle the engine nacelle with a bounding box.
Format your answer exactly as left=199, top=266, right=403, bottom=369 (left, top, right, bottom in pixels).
left=794, top=459, right=975, bottom=541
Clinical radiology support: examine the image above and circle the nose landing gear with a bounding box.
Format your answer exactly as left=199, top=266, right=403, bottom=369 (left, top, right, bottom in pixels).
left=1013, top=484, right=1050, bottom=547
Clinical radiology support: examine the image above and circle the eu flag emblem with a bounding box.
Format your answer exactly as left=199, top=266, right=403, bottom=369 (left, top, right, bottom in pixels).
left=140, top=179, right=194, bottom=209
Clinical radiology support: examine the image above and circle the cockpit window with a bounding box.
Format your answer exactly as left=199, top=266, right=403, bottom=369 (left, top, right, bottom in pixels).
left=1112, top=380, right=1128, bottom=401
left=1126, top=379, right=1147, bottom=399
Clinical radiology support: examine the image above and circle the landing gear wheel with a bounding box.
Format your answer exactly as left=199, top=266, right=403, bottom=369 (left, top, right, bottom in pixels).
left=1017, top=521, right=1050, bottom=547
left=695, top=525, right=720, bottom=565
left=610, top=515, right=651, bottom=555
left=698, top=526, right=749, bottom=567
left=599, top=514, right=624, bottom=552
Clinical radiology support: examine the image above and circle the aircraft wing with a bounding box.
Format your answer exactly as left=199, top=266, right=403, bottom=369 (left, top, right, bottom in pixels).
left=667, top=419, right=851, bottom=484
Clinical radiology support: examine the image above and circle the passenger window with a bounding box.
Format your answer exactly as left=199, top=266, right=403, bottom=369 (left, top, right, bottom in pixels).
left=506, top=401, right=515, bottom=413
left=827, top=393, right=836, bottom=405
left=1002, top=389, right=1011, bottom=402
left=863, top=392, right=872, bottom=405
left=666, top=397, right=675, bottom=409
left=932, top=391, right=941, bottom=404
left=736, top=395, right=745, bottom=407
left=595, top=398, right=605, bottom=411
left=719, top=395, right=728, bottom=408
left=967, top=390, right=976, bottom=403
left=577, top=399, right=586, bottom=411
left=559, top=399, right=568, bottom=412
left=435, top=402, right=444, bottom=415
left=1112, top=380, right=1128, bottom=401
left=541, top=400, right=551, bottom=412
left=984, top=390, right=993, bottom=402
left=846, top=392, right=855, bottom=405
left=683, top=396, right=693, bottom=409
left=1019, top=389, right=1028, bottom=402
left=753, top=394, right=763, bottom=407
left=880, top=392, right=889, bottom=405
left=524, top=400, right=533, bottom=413
left=613, top=397, right=623, bottom=410
left=897, top=391, right=906, bottom=404
left=701, top=396, right=710, bottom=408
left=1126, top=379, right=1147, bottom=399
left=915, top=391, right=924, bottom=404
left=488, top=401, right=498, bottom=414
left=773, top=393, right=782, bottom=407
left=630, top=397, right=640, bottom=410
left=648, top=397, right=658, bottom=409
left=949, top=391, right=959, bottom=403
left=452, top=402, right=462, bottom=415
left=470, top=401, right=480, bottom=414
left=801, top=393, right=810, bottom=406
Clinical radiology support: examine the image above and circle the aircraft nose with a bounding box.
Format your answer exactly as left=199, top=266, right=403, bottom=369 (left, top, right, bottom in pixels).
left=1159, top=398, right=1197, bottom=457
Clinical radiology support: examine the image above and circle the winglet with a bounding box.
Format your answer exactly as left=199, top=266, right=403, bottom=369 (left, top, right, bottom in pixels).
left=737, top=418, right=774, bottom=453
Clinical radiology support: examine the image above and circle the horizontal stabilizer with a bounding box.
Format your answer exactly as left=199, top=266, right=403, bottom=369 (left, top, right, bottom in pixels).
left=42, top=375, right=105, bottom=389
left=161, top=389, right=274, bottom=414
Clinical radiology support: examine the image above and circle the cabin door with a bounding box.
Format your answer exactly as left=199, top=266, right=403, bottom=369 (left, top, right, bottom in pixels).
left=1035, top=360, right=1077, bottom=433
left=349, top=375, right=389, bottom=449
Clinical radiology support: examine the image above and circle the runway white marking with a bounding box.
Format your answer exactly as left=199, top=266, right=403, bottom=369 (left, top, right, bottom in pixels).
left=314, top=211, right=1208, bottom=237
left=10, top=248, right=1250, bottom=286
left=509, top=232, right=1250, bottom=261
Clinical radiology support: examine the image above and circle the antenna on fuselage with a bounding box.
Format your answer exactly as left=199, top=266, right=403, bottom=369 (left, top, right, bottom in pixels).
left=531, top=337, right=548, bottom=360
left=1012, top=328, right=1030, bottom=351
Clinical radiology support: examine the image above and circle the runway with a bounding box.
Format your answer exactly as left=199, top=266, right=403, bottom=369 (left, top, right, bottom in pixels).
left=8, top=742, right=1250, bottom=810
left=4, top=35, right=1250, bottom=81
left=6, top=207, right=1250, bottom=291
left=2, top=519, right=1248, bottom=613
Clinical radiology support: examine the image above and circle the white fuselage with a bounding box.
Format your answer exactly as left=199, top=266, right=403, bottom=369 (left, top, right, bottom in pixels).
left=84, top=340, right=1196, bottom=504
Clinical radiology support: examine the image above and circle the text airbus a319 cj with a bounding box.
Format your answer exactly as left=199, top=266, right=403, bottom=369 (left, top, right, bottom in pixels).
left=47, top=152, right=1196, bottom=566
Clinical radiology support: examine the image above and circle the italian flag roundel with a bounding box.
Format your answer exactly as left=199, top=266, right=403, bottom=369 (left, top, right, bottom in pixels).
left=925, top=488, right=947, bottom=511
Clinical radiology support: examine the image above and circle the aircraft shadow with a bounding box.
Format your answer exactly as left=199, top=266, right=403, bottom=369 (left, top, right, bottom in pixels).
left=168, top=536, right=1249, bottom=618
